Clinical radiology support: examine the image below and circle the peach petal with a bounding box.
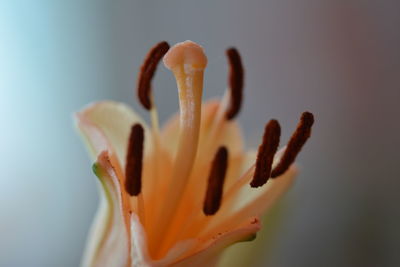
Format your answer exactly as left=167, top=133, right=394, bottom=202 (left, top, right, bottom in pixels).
left=173, top=216, right=260, bottom=267
left=202, top=166, right=297, bottom=240
left=82, top=151, right=130, bottom=267
left=76, top=101, right=150, bottom=167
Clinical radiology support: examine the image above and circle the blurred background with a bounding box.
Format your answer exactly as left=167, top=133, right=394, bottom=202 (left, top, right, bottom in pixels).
left=1, top=0, right=399, bottom=266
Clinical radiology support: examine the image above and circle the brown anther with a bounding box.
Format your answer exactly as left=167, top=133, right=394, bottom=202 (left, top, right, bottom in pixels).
left=203, top=147, right=229, bottom=216
left=125, top=124, right=145, bottom=196
left=137, top=41, right=170, bottom=110
left=271, top=112, right=314, bottom=178
left=251, top=120, right=281, bottom=187
left=225, top=48, right=244, bottom=120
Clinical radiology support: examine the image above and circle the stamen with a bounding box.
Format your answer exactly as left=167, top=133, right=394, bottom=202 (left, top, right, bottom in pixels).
left=225, top=48, right=244, bottom=120
left=271, top=112, right=314, bottom=178
left=125, top=123, right=145, bottom=196
left=251, top=120, right=281, bottom=187
left=137, top=41, right=170, bottom=110
left=203, top=147, right=229, bottom=216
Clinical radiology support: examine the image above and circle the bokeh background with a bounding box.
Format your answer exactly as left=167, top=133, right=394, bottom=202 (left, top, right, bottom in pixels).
left=1, top=0, right=399, bottom=266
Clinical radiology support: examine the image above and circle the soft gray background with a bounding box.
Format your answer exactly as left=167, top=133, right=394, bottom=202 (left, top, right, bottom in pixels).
left=1, top=0, right=399, bottom=266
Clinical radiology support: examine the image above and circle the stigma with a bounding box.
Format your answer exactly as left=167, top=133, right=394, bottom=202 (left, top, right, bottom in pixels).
left=164, top=40, right=207, bottom=71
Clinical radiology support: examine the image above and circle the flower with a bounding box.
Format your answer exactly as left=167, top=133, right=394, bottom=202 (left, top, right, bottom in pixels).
left=76, top=40, right=314, bottom=267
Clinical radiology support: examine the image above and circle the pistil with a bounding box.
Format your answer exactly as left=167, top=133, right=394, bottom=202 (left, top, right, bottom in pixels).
left=151, top=41, right=207, bottom=256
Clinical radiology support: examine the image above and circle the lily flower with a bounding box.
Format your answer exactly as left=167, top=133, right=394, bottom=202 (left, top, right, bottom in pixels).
left=76, top=40, right=314, bottom=267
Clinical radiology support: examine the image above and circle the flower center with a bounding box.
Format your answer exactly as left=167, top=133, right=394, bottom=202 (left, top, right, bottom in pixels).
left=128, top=40, right=314, bottom=259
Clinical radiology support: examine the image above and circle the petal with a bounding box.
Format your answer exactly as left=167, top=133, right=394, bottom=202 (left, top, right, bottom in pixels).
left=75, top=101, right=150, bottom=168
left=128, top=208, right=260, bottom=267
left=81, top=151, right=131, bottom=267
left=81, top=192, right=110, bottom=267
left=217, top=204, right=286, bottom=267
left=225, top=150, right=257, bottom=190
left=203, top=165, right=297, bottom=239
left=230, top=160, right=296, bottom=217
left=129, top=213, right=152, bottom=266
left=172, top=217, right=261, bottom=267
